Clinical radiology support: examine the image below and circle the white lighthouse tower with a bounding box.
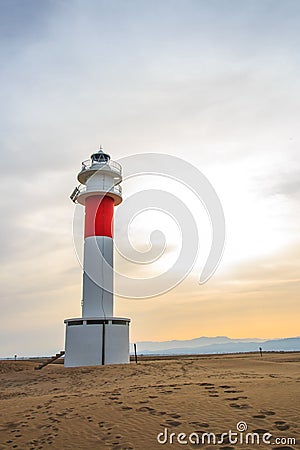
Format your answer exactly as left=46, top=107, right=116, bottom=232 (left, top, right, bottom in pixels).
left=64, top=147, right=130, bottom=367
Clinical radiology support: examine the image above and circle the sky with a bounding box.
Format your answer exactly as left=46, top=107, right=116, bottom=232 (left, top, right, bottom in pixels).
left=0, top=0, right=299, bottom=356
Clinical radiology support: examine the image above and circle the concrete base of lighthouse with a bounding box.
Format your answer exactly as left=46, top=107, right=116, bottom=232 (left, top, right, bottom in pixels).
left=64, top=317, right=130, bottom=367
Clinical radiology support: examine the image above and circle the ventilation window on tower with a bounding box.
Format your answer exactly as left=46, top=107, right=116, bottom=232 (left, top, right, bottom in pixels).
left=86, top=320, right=109, bottom=325
left=68, top=320, right=84, bottom=326
left=112, top=320, right=129, bottom=325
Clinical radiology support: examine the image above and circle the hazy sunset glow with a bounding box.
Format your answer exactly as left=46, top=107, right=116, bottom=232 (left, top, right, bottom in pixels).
left=1, top=0, right=299, bottom=356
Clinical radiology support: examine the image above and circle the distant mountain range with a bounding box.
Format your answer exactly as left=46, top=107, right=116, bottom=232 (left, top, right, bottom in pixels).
left=130, top=336, right=300, bottom=355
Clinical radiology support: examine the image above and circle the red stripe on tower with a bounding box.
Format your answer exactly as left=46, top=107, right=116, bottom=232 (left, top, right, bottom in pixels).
left=84, top=195, right=114, bottom=238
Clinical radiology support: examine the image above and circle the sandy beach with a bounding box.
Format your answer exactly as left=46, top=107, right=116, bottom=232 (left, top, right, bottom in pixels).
left=0, top=352, right=299, bottom=450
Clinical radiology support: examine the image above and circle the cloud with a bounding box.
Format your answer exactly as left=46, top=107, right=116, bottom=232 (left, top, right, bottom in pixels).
left=268, top=170, right=300, bottom=199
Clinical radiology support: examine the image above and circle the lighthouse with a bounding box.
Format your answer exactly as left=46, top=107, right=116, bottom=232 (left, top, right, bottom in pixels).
left=64, top=147, right=130, bottom=367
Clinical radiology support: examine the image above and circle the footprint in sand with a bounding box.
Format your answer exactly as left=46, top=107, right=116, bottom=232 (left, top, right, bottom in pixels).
left=252, top=428, right=269, bottom=435
left=219, top=447, right=235, bottom=450
left=121, top=406, right=133, bottom=410
left=149, top=410, right=163, bottom=416
left=229, top=403, right=250, bottom=409
left=260, top=410, right=276, bottom=416
left=253, top=414, right=266, bottom=419
left=273, top=447, right=295, bottom=450
left=274, top=421, right=290, bottom=431
left=164, top=420, right=182, bottom=427
left=189, top=421, right=209, bottom=428
left=115, top=447, right=133, bottom=450
left=137, top=406, right=155, bottom=413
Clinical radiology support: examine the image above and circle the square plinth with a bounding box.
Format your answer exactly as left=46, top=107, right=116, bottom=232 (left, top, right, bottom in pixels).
left=64, top=317, right=130, bottom=367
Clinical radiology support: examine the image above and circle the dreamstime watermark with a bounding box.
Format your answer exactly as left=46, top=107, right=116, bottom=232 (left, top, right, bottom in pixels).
left=72, top=153, right=226, bottom=299
left=157, top=421, right=296, bottom=446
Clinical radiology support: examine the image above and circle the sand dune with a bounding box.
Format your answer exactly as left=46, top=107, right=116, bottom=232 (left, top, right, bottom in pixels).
left=0, top=353, right=299, bottom=449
